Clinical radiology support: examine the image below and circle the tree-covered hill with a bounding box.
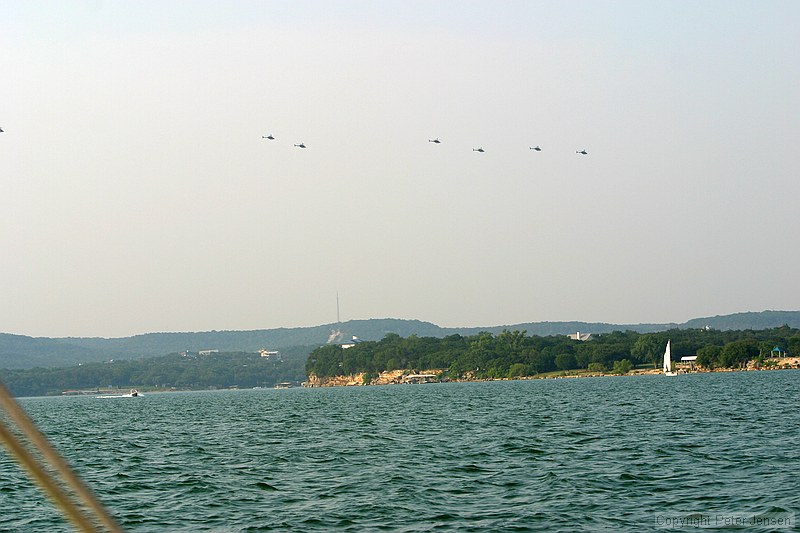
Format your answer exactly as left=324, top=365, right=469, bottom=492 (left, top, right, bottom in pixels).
left=3, top=311, right=800, bottom=370
left=5, top=324, right=799, bottom=396
left=306, top=326, right=800, bottom=382
left=0, top=319, right=447, bottom=369
left=683, top=310, right=800, bottom=331
left=2, top=347, right=310, bottom=397
left=0, top=333, right=108, bottom=369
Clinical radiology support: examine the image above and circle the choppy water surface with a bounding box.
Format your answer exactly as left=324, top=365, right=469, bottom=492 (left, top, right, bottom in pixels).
left=2, top=371, right=798, bottom=531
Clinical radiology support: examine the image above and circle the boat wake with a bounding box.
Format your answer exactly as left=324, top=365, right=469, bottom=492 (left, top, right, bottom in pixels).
left=95, top=389, right=143, bottom=399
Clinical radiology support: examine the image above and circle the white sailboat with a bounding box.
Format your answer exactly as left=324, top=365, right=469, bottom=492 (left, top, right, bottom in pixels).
left=663, top=340, right=677, bottom=376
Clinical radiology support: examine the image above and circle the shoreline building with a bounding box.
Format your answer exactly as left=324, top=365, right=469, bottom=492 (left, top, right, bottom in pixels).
left=259, top=350, right=282, bottom=362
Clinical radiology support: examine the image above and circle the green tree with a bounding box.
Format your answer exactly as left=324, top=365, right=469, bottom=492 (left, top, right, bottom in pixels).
left=631, top=335, right=666, bottom=367
left=719, top=339, right=758, bottom=368
left=306, top=344, right=344, bottom=377
left=612, top=359, right=633, bottom=374
left=696, top=345, right=721, bottom=369
left=554, top=353, right=578, bottom=371
left=508, top=363, right=531, bottom=378
left=587, top=362, right=606, bottom=373
left=788, top=334, right=800, bottom=356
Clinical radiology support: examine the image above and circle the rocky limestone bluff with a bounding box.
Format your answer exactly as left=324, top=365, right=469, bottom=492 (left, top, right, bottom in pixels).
left=305, top=369, right=444, bottom=387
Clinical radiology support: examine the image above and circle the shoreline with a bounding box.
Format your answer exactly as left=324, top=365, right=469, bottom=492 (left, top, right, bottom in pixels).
left=46, top=359, right=800, bottom=397
left=305, top=357, right=800, bottom=387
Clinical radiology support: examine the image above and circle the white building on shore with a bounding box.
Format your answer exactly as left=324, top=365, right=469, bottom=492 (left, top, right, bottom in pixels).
left=568, top=331, right=593, bottom=342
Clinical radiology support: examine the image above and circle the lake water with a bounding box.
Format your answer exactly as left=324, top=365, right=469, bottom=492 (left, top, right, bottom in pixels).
left=1, top=371, right=798, bottom=532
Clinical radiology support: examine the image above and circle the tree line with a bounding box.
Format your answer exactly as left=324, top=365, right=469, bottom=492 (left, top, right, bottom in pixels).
left=4, top=326, right=798, bottom=396
left=2, top=349, right=309, bottom=397
left=305, top=326, right=800, bottom=380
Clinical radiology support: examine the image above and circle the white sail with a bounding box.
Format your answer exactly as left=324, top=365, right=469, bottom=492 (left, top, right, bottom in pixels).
left=663, top=340, right=673, bottom=374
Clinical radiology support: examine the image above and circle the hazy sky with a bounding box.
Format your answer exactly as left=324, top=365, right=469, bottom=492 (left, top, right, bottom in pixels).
left=2, top=1, right=799, bottom=338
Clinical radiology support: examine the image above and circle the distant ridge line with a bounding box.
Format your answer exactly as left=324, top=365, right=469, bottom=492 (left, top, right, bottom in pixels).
left=2, top=310, right=799, bottom=370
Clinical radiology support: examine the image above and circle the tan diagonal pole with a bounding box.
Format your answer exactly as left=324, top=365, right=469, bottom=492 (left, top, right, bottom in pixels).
left=0, top=381, right=123, bottom=532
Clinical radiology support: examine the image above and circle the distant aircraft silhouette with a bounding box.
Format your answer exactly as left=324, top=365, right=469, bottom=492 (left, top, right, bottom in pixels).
left=0, top=127, right=4, bottom=133
left=428, top=138, right=441, bottom=144
left=262, top=134, right=275, bottom=140
left=294, top=143, right=306, bottom=148
left=576, top=149, right=588, bottom=155
left=472, top=147, right=485, bottom=153
left=530, top=145, right=541, bottom=151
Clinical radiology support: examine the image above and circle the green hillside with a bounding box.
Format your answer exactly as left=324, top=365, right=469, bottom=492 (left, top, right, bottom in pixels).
left=2, top=348, right=309, bottom=397
left=2, top=311, right=799, bottom=370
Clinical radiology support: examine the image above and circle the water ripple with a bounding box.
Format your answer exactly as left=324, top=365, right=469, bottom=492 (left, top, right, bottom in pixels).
left=2, top=372, right=799, bottom=531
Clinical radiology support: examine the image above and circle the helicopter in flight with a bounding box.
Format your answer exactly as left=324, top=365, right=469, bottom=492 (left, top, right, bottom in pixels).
left=262, top=134, right=275, bottom=140
left=428, top=138, right=441, bottom=144
left=294, top=143, right=306, bottom=148
left=530, top=145, right=541, bottom=151
left=576, top=149, right=588, bottom=155
left=472, top=147, right=485, bottom=153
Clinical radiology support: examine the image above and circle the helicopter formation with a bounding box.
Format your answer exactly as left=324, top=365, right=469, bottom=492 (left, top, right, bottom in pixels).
left=264, top=134, right=588, bottom=155
left=0, top=127, right=588, bottom=155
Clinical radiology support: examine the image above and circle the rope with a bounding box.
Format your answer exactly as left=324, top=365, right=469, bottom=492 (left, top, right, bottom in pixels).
left=0, top=381, right=123, bottom=532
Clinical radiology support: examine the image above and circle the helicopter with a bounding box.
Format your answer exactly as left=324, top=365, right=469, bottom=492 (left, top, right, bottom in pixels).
left=262, top=134, right=275, bottom=140
left=576, top=149, right=588, bottom=155
left=294, top=143, right=306, bottom=148
left=472, top=147, right=485, bottom=153
left=428, top=138, right=441, bottom=144
left=530, top=146, right=541, bottom=151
